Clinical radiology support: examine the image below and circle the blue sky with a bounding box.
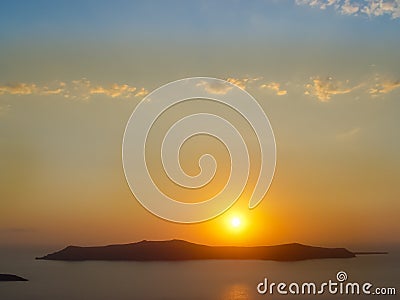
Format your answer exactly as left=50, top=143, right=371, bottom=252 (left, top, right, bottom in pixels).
left=1, top=0, right=399, bottom=42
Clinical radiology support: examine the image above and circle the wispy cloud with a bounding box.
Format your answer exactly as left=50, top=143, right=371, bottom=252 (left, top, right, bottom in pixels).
left=196, top=80, right=233, bottom=95
left=341, top=0, right=361, bottom=14
left=369, top=78, right=400, bottom=96
left=361, top=0, right=400, bottom=18
left=260, top=82, right=288, bottom=96
left=0, top=79, right=148, bottom=100
left=0, top=83, right=38, bottom=95
left=295, top=0, right=340, bottom=9
left=134, top=88, right=149, bottom=97
left=336, top=127, right=361, bottom=140
left=296, top=0, right=400, bottom=19
left=304, top=76, right=358, bottom=102
left=226, top=77, right=261, bottom=90
left=90, top=83, right=138, bottom=98
left=226, top=78, right=247, bottom=90
left=1, top=75, right=398, bottom=104
left=196, top=77, right=261, bottom=95
left=40, top=82, right=66, bottom=96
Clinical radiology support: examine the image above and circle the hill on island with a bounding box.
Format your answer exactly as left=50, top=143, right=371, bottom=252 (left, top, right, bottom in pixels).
left=37, top=240, right=356, bottom=261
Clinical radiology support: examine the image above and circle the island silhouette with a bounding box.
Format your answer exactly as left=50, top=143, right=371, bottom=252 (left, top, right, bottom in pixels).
left=0, top=274, right=28, bottom=281
left=37, top=239, right=357, bottom=261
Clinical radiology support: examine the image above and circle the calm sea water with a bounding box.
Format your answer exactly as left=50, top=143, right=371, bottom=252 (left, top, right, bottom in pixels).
left=0, top=248, right=398, bottom=300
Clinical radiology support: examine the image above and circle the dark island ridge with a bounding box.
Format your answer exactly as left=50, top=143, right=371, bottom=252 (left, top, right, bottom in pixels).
left=0, top=274, right=28, bottom=282
left=37, top=239, right=358, bottom=261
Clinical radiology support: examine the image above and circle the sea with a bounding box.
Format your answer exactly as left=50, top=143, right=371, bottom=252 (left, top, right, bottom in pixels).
left=0, top=247, right=398, bottom=300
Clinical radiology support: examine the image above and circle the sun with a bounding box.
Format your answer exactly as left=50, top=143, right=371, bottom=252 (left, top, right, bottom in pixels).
left=231, top=217, right=241, bottom=228
left=224, top=213, right=246, bottom=233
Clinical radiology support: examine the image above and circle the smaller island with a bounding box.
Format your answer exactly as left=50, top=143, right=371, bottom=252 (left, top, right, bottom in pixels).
left=0, top=274, right=28, bottom=282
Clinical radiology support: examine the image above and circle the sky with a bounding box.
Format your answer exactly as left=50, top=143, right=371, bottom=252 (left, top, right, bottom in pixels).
left=0, top=0, right=399, bottom=250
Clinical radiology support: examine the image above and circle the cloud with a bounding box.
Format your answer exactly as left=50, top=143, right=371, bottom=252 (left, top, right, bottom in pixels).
left=0, top=83, right=37, bottom=95
left=361, top=0, right=400, bottom=18
left=336, top=127, right=361, bottom=140
left=0, top=79, right=148, bottom=100
left=341, top=0, right=360, bottom=14
left=2, top=75, right=397, bottom=103
left=369, top=79, right=400, bottom=96
left=134, top=87, right=149, bottom=97
left=196, top=80, right=233, bottom=95
left=90, top=83, right=138, bottom=98
left=226, top=77, right=261, bottom=90
left=196, top=77, right=261, bottom=95
left=296, top=0, right=400, bottom=19
left=260, top=82, right=288, bottom=96
left=296, top=0, right=340, bottom=9
left=65, top=78, right=92, bottom=100
left=40, top=82, right=66, bottom=96
left=226, top=78, right=248, bottom=90
left=304, top=76, right=357, bottom=102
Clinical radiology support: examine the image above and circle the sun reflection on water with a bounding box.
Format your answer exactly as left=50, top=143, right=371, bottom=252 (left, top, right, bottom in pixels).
left=221, top=283, right=250, bottom=300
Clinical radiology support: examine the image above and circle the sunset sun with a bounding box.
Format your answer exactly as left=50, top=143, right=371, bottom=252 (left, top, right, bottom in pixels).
left=231, top=217, right=241, bottom=228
